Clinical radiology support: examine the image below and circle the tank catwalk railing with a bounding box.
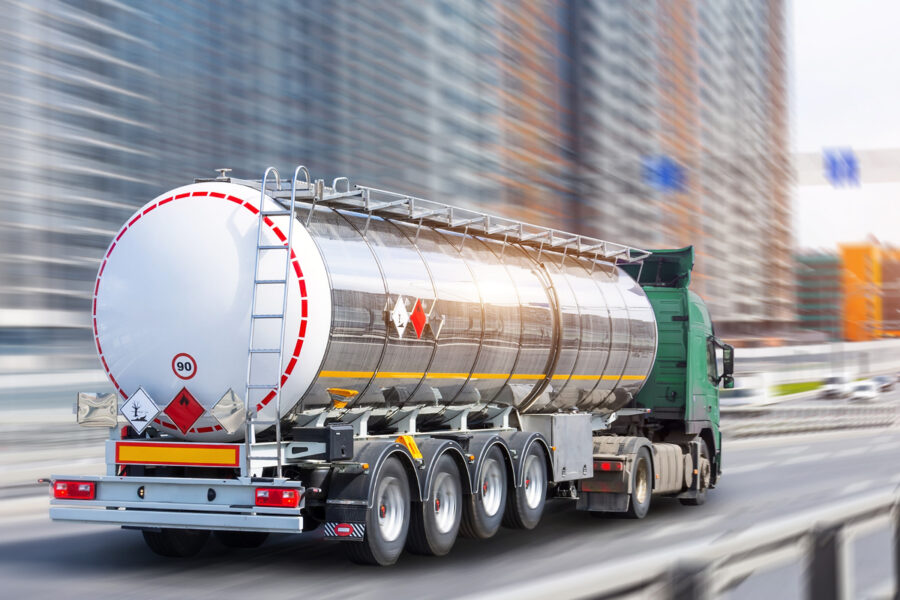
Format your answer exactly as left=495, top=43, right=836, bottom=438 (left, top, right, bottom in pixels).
left=224, top=172, right=652, bottom=266
left=468, top=489, right=899, bottom=600
left=213, top=166, right=657, bottom=420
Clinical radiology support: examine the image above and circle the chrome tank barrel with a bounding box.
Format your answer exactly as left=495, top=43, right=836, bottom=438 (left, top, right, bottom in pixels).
left=92, top=179, right=656, bottom=442
left=295, top=203, right=657, bottom=415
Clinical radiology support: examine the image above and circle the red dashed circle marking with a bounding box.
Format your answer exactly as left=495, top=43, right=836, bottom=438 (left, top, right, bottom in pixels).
left=93, top=189, right=308, bottom=434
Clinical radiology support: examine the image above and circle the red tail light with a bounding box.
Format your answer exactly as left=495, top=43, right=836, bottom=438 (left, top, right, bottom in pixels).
left=255, top=488, right=300, bottom=508
left=53, top=480, right=96, bottom=500
left=597, top=461, right=624, bottom=472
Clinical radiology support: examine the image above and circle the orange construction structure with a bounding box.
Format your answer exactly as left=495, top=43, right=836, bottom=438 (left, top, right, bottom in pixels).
left=839, top=243, right=882, bottom=341
left=883, top=247, right=900, bottom=337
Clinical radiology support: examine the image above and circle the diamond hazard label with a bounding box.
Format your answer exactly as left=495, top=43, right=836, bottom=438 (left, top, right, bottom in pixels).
left=164, top=388, right=204, bottom=434
left=409, top=299, right=427, bottom=339
left=390, top=296, right=409, bottom=337
left=120, top=387, right=160, bottom=434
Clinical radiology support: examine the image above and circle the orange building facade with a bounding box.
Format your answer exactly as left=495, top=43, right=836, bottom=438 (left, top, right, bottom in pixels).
left=883, top=248, right=900, bottom=337
left=840, top=243, right=883, bottom=341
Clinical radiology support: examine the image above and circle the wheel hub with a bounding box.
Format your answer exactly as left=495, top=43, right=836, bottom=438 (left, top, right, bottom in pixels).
left=432, top=471, right=458, bottom=534
left=376, top=475, right=404, bottom=543
left=480, top=458, right=503, bottom=517
left=522, top=454, right=544, bottom=509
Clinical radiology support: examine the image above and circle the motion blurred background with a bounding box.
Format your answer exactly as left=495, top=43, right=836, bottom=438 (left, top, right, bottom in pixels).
left=0, top=0, right=896, bottom=373
left=2, top=3, right=900, bottom=598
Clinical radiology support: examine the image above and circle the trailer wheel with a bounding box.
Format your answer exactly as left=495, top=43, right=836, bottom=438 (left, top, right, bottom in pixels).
left=679, top=439, right=711, bottom=506
left=407, top=453, right=463, bottom=556
left=141, top=528, right=209, bottom=557
left=626, top=447, right=652, bottom=519
left=346, top=456, right=411, bottom=566
left=214, top=530, right=269, bottom=549
left=503, top=443, right=547, bottom=530
left=460, top=445, right=507, bottom=539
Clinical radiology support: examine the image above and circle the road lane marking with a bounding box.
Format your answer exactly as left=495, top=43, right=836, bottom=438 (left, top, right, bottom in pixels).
left=646, top=515, right=725, bottom=540
left=726, top=461, right=774, bottom=475
left=871, top=441, right=900, bottom=452
left=782, top=452, right=830, bottom=466
left=843, top=446, right=868, bottom=457
left=839, top=480, right=877, bottom=496
left=771, top=445, right=810, bottom=456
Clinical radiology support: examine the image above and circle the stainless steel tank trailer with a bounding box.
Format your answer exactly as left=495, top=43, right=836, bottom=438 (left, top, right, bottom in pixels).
left=49, top=166, right=734, bottom=565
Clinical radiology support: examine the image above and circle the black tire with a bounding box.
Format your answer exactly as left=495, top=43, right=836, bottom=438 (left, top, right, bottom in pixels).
left=680, top=439, right=711, bottom=506
left=460, top=445, right=507, bottom=539
left=625, top=447, right=652, bottom=519
left=346, top=456, right=411, bottom=566
left=502, top=443, right=547, bottom=530
left=142, top=528, right=209, bottom=557
left=407, top=453, right=463, bottom=556
left=214, top=530, right=269, bottom=549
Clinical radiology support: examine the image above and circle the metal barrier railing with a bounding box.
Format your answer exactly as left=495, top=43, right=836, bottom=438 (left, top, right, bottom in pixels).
left=721, top=402, right=897, bottom=438
left=474, top=489, right=899, bottom=600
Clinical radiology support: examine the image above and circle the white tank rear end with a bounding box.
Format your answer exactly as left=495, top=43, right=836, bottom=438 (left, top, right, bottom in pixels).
left=93, top=182, right=331, bottom=440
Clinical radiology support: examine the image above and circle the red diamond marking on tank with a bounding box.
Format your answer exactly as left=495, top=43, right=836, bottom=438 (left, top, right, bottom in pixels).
left=409, top=299, right=427, bottom=339
left=164, top=388, right=204, bottom=434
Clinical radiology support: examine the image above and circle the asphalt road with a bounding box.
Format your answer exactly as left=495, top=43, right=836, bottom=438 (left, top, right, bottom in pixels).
left=2, top=422, right=898, bottom=599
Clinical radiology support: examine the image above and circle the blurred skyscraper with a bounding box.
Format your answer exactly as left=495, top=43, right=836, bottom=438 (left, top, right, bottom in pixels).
left=0, top=0, right=790, bottom=373
left=795, top=252, right=844, bottom=341
left=569, top=0, right=792, bottom=335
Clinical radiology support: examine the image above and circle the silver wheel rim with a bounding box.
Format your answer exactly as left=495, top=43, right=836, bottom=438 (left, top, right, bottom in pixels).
left=634, top=458, right=649, bottom=505
left=480, top=457, right=503, bottom=517
left=522, top=454, right=544, bottom=509
left=376, top=475, right=404, bottom=542
left=432, top=471, right=458, bottom=534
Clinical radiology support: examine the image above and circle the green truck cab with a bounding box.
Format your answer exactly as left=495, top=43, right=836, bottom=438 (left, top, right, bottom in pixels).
left=623, top=247, right=734, bottom=487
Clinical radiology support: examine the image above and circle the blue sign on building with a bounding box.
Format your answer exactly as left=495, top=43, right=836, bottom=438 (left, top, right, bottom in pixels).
left=823, top=148, right=860, bottom=187
left=642, top=155, right=686, bottom=193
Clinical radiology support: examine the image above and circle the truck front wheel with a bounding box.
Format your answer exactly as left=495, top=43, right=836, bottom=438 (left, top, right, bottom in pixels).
left=679, top=439, right=711, bottom=506
left=346, top=456, right=411, bottom=566
left=142, top=528, right=209, bottom=557
left=626, top=447, right=652, bottom=519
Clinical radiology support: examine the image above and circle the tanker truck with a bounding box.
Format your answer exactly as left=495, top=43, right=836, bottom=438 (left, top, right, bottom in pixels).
left=49, top=166, right=735, bottom=565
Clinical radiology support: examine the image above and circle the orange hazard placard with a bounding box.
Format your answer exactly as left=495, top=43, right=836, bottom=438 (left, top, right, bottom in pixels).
left=115, top=441, right=240, bottom=467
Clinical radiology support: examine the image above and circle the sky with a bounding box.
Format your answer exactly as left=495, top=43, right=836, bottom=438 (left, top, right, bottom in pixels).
left=792, top=0, right=900, bottom=248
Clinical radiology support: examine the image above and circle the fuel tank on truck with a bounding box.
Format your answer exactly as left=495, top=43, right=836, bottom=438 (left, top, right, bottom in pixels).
left=92, top=176, right=657, bottom=442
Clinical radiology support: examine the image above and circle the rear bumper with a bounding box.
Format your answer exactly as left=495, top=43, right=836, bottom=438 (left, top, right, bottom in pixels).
left=49, top=475, right=305, bottom=533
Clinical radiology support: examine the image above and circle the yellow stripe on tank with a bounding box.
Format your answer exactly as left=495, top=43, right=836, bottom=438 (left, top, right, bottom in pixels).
left=318, top=370, right=375, bottom=378
left=317, top=370, right=645, bottom=381
left=551, top=374, right=648, bottom=382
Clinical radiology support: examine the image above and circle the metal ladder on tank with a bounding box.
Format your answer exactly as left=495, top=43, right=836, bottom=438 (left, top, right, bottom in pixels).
left=242, top=166, right=309, bottom=478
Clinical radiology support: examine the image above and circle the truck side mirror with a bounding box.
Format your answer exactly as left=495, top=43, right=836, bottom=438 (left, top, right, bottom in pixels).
left=722, top=344, right=734, bottom=377
left=722, top=375, right=734, bottom=389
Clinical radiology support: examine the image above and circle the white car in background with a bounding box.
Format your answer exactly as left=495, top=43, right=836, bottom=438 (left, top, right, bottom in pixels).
left=719, top=374, right=770, bottom=407
left=849, top=380, right=879, bottom=402
left=821, top=375, right=853, bottom=399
